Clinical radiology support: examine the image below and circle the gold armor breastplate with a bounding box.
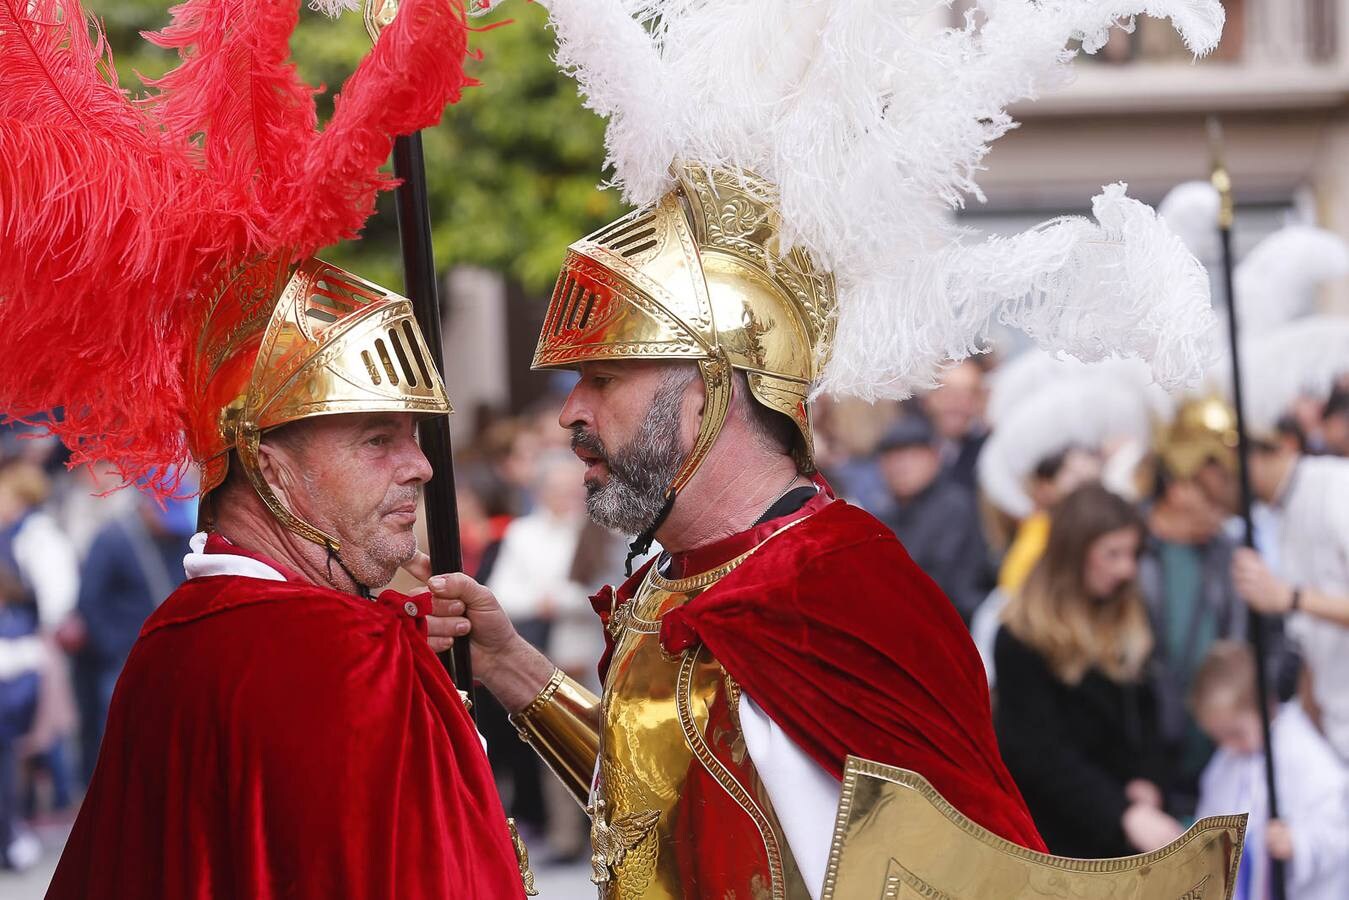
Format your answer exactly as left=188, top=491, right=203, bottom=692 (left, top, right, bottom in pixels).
left=593, top=546, right=810, bottom=900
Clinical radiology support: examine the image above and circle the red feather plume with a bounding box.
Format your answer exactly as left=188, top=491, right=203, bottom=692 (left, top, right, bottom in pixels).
left=0, top=0, right=472, bottom=496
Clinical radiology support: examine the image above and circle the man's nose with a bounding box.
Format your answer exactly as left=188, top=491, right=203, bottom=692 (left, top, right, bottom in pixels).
left=402, top=440, right=434, bottom=485
left=558, top=383, right=592, bottom=431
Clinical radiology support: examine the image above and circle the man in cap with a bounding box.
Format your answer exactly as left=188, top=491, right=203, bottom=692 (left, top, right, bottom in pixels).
left=875, top=414, right=991, bottom=623
left=1141, top=397, right=1248, bottom=815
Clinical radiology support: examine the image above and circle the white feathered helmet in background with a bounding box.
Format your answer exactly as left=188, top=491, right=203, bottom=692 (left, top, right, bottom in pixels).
left=1236, top=316, right=1349, bottom=437
left=1232, top=227, right=1349, bottom=333
left=977, top=372, right=1156, bottom=521
left=1155, top=181, right=1349, bottom=445
left=1156, top=180, right=1349, bottom=340
left=985, top=349, right=1174, bottom=430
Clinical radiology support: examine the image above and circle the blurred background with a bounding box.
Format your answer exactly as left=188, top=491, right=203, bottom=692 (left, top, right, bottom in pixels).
left=5, top=0, right=1349, bottom=896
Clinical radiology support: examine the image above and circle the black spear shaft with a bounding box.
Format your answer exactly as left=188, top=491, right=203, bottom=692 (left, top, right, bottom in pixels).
left=1210, top=120, right=1282, bottom=899
left=393, top=131, right=475, bottom=712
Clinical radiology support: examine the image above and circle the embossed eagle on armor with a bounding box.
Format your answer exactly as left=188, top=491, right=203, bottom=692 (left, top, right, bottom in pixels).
left=587, top=799, right=660, bottom=885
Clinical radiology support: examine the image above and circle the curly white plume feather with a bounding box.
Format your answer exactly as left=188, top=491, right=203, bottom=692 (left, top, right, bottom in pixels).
left=541, top=0, right=1224, bottom=398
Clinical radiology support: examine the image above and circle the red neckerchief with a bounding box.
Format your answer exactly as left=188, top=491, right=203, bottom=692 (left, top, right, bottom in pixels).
left=663, top=474, right=836, bottom=579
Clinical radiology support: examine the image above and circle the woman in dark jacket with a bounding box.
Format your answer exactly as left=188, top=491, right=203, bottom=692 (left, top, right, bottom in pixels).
left=995, top=483, right=1182, bottom=858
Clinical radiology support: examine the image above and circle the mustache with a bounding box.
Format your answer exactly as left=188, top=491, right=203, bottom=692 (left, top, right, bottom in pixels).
left=570, top=427, right=608, bottom=463
left=379, top=489, right=420, bottom=515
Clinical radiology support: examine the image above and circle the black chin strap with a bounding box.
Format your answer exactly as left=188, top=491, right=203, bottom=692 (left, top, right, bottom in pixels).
left=624, top=491, right=676, bottom=576
left=325, top=541, right=373, bottom=599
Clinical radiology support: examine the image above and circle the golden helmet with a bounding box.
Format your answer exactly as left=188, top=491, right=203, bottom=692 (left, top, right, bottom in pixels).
left=532, top=163, right=836, bottom=493
left=1155, top=396, right=1239, bottom=481
left=186, top=254, right=451, bottom=551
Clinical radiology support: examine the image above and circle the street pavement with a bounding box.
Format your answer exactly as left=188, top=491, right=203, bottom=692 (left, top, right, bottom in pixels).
left=0, top=825, right=597, bottom=899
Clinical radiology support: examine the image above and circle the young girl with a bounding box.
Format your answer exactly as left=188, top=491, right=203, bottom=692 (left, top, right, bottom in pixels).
left=995, top=483, right=1182, bottom=858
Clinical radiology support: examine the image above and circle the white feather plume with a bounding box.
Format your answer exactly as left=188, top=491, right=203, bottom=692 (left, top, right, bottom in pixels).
left=1157, top=180, right=1221, bottom=266
left=1234, top=316, right=1349, bottom=432
left=540, top=0, right=1225, bottom=398
left=977, top=374, right=1154, bottom=518
left=1234, top=226, right=1349, bottom=333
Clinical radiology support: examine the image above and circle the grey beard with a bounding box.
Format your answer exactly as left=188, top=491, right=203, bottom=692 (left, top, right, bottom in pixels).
left=573, top=372, right=690, bottom=536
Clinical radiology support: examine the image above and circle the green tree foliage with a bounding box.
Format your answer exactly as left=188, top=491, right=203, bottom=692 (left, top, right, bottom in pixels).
left=86, top=0, right=623, bottom=293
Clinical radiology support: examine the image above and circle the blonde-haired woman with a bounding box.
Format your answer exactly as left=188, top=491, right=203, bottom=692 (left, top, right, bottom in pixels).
left=994, top=483, right=1183, bottom=858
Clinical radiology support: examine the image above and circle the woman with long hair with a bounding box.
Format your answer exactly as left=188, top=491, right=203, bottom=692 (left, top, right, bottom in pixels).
left=995, top=482, right=1183, bottom=858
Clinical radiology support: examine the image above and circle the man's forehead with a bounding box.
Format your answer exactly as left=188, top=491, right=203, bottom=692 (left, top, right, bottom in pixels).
left=273, top=412, right=416, bottom=442
left=578, top=359, right=685, bottom=377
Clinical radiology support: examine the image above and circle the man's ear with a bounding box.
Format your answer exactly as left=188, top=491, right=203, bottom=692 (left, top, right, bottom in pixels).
left=255, top=441, right=299, bottom=510
left=684, top=373, right=708, bottom=450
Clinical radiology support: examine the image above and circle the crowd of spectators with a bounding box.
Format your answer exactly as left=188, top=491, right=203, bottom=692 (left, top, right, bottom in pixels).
left=2, top=357, right=1348, bottom=896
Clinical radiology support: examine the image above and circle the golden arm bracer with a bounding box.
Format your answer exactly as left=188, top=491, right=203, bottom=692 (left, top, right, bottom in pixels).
left=823, top=756, right=1246, bottom=900
left=510, top=668, right=602, bottom=805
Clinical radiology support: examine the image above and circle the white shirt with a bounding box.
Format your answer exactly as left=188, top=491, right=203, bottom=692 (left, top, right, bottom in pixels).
left=741, top=695, right=841, bottom=900
left=183, top=532, right=286, bottom=582
left=0, top=511, right=78, bottom=682
left=1275, top=457, right=1349, bottom=760
left=12, top=510, right=79, bottom=626
left=486, top=512, right=602, bottom=672
left=485, top=513, right=587, bottom=620
left=1196, top=702, right=1349, bottom=900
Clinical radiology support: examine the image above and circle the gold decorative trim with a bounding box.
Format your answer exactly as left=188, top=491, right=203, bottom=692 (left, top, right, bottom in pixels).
left=516, top=667, right=567, bottom=720
left=648, top=513, right=810, bottom=593
left=677, top=647, right=786, bottom=900
left=510, top=672, right=602, bottom=806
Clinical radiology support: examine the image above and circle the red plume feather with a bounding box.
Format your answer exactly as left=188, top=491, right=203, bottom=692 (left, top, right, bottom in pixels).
left=0, top=0, right=472, bottom=496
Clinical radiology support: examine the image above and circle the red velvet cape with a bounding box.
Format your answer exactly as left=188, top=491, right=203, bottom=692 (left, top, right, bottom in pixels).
left=48, top=572, right=524, bottom=899
left=592, top=498, right=1046, bottom=852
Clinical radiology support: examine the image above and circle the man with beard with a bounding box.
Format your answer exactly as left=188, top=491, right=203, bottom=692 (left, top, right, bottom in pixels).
left=422, top=166, right=1049, bottom=900
left=419, top=1, right=1242, bottom=896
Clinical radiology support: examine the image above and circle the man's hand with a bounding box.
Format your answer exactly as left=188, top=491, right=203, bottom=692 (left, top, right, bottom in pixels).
left=1124, top=779, right=1163, bottom=809
left=1266, top=819, right=1294, bottom=861
left=1232, top=548, right=1294, bottom=614
left=403, top=551, right=557, bottom=711
left=1121, top=803, right=1184, bottom=853
left=403, top=552, right=518, bottom=655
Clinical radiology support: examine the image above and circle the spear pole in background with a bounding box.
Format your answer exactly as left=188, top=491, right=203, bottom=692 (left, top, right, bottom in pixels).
left=1208, top=116, right=1281, bottom=899
left=366, top=0, right=474, bottom=712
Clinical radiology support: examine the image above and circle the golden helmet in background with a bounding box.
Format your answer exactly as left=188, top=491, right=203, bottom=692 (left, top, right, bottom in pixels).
left=1155, top=396, right=1240, bottom=481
